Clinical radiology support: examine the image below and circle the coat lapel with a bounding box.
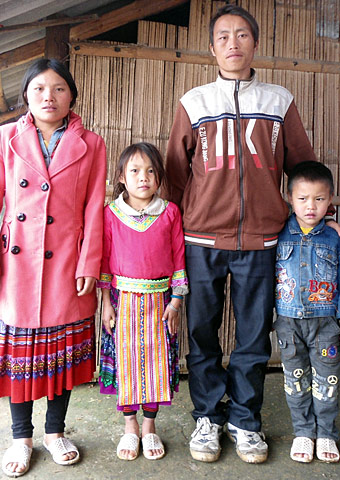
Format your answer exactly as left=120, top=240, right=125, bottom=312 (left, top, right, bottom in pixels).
left=10, top=125, right=49, bottom=180
left=9, top=112, right=87, bottom=179
left=48, top=129, right=87, bottom=178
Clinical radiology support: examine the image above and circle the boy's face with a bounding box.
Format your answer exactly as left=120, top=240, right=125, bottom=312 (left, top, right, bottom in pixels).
left=210, top=14, right=258, bottom=80
left=288, top=179, right=333, bottom=230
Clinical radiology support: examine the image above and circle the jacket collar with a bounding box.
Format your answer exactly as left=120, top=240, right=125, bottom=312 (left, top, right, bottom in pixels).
left=216, top=68, right=256, bottom=95
left=288, top=213, right=325, bottom=236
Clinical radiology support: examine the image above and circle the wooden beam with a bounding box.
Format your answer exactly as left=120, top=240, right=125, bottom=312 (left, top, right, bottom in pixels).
left=0, top=39, right=45, bottom=72
left=71, top=42, right=214, bottom=64
left=0, top=106, right=25, bottom=125
left=0, top=76, right=9, bottom=113
left=0, top=15, right=98, bottom=32
left=69, top=0, right=188, bottom=41
left=255, top=56, right=340, bottom=74
left=71, top=42, right=340, bottom=74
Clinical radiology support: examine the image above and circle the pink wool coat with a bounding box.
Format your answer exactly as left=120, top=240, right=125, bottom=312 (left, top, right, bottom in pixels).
left=0, top=111, right=106, bottom=328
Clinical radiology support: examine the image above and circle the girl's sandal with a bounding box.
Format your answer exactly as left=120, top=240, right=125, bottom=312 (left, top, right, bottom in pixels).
left=116, top=433, right=140, bottom=461
left=316, top=438, right=340, bottom=463
left=2, top=444, right=33, bottom=478
left=142, top=433, right=165, bottom=460
left=290, top=437, right=314, bottom=463
left=43, top=437, right=80, bottom=466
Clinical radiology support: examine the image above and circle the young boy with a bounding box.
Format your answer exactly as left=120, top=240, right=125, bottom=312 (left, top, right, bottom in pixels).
left=275, top=161, right=340, bottom=464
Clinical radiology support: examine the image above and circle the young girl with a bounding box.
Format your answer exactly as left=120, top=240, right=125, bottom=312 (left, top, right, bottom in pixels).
left=98, top=142, right=188, bottom=461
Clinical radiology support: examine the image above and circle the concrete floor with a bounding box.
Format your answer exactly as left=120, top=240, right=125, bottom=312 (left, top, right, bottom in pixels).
left=0, top=371, right=339, bottom=480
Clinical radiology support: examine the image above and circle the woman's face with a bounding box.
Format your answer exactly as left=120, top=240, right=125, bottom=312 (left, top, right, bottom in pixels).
left=25, top=68, right=73, bottom=130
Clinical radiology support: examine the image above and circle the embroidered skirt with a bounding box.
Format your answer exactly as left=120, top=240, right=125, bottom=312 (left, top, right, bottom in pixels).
left=0, top=317, right=96, bottom=403
left=99, top=288, right=179, bottom=409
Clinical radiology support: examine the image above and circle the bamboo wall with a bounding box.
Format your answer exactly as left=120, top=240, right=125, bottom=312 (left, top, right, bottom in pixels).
left=69, top=0, right=340, bottom=370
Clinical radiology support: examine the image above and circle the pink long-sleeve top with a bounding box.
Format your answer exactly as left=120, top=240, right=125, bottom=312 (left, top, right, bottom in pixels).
left=98, top=195, right=188, bottom=293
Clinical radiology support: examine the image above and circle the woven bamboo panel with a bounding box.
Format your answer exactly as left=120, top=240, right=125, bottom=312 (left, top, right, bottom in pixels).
left=273, top=70, right=315, bottom=142
left=314, top=73, right=340, bottom=181
left=159, top=24, right=177, bottom=155
left=69, top=0, right=339, bottom=370
left=188, top=0, right=212, bottom=51
left=182, top=0, right=219, bottom=124
left=239, top=0, right=275, bottom=57
left=212, top=0, right=226, bottom=16
left=70, top=50, right=135, bottom=191
left=132, top=21, right=166, bottom=147
left=315, top=0, right=340, bottom=62
left=275, top=0, right=317, bottom=59
left=171, top=26, right=188, bottom=118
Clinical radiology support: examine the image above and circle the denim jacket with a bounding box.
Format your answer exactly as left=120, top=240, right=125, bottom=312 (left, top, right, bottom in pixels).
left=275, top=214, right=340, bottom=319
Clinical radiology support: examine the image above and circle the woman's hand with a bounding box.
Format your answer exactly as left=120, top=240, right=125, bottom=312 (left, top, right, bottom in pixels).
left=162, top=298, right=182, bottom=335
left=101, top=289, right=116, bottom=335
left=76, top=276, right=96, bottom=296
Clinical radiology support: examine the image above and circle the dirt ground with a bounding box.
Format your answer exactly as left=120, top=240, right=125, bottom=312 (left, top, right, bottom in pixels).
left=0, top=371, right=339, bottom=480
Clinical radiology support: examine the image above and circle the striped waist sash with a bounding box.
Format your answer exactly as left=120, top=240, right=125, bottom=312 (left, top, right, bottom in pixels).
left=113, top=275, right=170, bottom=293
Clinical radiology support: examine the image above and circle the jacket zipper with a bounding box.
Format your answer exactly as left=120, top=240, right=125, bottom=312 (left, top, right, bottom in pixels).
left=234, top=80, right=244, bottom=250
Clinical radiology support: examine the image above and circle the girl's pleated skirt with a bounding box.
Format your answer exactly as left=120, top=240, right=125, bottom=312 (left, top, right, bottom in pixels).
left=0, top=317, right=96, bottom=403
left=99, top=288, right=179, bottom=411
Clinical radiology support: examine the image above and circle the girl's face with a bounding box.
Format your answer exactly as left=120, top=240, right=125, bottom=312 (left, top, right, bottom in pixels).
left=120, top=152, right=158, bottom=210
left=25, top=68, right=73, bottom=131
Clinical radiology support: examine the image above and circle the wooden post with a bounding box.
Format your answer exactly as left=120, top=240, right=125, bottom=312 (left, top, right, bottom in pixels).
left=45, top=17, right=70, bottom=61
left=0, top=76, right=9, bottom=113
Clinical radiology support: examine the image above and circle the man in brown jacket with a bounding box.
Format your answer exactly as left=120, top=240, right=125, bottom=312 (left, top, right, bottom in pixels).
left=166, top=4, right=337, bottom=465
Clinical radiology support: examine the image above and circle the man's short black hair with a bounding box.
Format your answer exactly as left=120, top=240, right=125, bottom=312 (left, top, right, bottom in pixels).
left=209, top=5, right=259, bottom=46
left=288, top=161, right=334, bottom=195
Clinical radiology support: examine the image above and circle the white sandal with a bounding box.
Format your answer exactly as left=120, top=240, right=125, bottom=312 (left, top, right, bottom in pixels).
left=142, top=433, right=165, bottom=460
left=116, top=433, right=140, bottom=460
left=43, top=437, right=80, bottom=465
left=290, top=437, right=314, bottom=463
left=316, top=438, right=340, bottom=463
left=2, top=444, right=32, bottom=478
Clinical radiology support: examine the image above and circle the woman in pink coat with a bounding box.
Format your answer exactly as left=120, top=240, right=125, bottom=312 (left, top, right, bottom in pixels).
left=0, top=59, right=106, bottom=477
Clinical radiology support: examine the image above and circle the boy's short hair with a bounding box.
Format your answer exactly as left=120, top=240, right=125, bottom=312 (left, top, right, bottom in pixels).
left=209, top=5, right=259, bottom=46
left=288, top=161, right=334, bottom=195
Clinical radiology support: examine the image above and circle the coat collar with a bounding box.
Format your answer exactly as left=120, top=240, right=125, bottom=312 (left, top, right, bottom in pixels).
left=9, top=111, right=87, bottom=179
left=115, top=193, right=166, bottom=216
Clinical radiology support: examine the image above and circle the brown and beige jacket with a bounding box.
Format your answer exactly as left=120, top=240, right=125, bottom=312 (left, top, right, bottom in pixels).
left=166, top=71, right=318, bottom=251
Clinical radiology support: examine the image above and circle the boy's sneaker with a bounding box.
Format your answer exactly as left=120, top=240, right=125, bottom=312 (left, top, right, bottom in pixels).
left=227, top=422, right=268, bottom=463
left=189, top=417, right=223, bottom=462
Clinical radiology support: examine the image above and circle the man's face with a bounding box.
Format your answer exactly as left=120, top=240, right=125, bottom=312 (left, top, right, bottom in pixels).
left=210, top=14, right=258, bottom=80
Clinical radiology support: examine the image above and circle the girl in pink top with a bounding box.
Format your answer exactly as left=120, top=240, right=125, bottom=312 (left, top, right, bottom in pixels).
left=98, top=143, right=188, bottom=461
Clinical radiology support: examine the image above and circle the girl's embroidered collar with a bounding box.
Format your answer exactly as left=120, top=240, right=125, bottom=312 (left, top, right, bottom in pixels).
left=115, top=193, right=166, bottom=216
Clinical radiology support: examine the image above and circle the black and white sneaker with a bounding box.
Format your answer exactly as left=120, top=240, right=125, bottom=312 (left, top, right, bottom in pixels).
left=227, top=422, right=268, bottom=463
left=189, top=417, right=222, bottom=462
